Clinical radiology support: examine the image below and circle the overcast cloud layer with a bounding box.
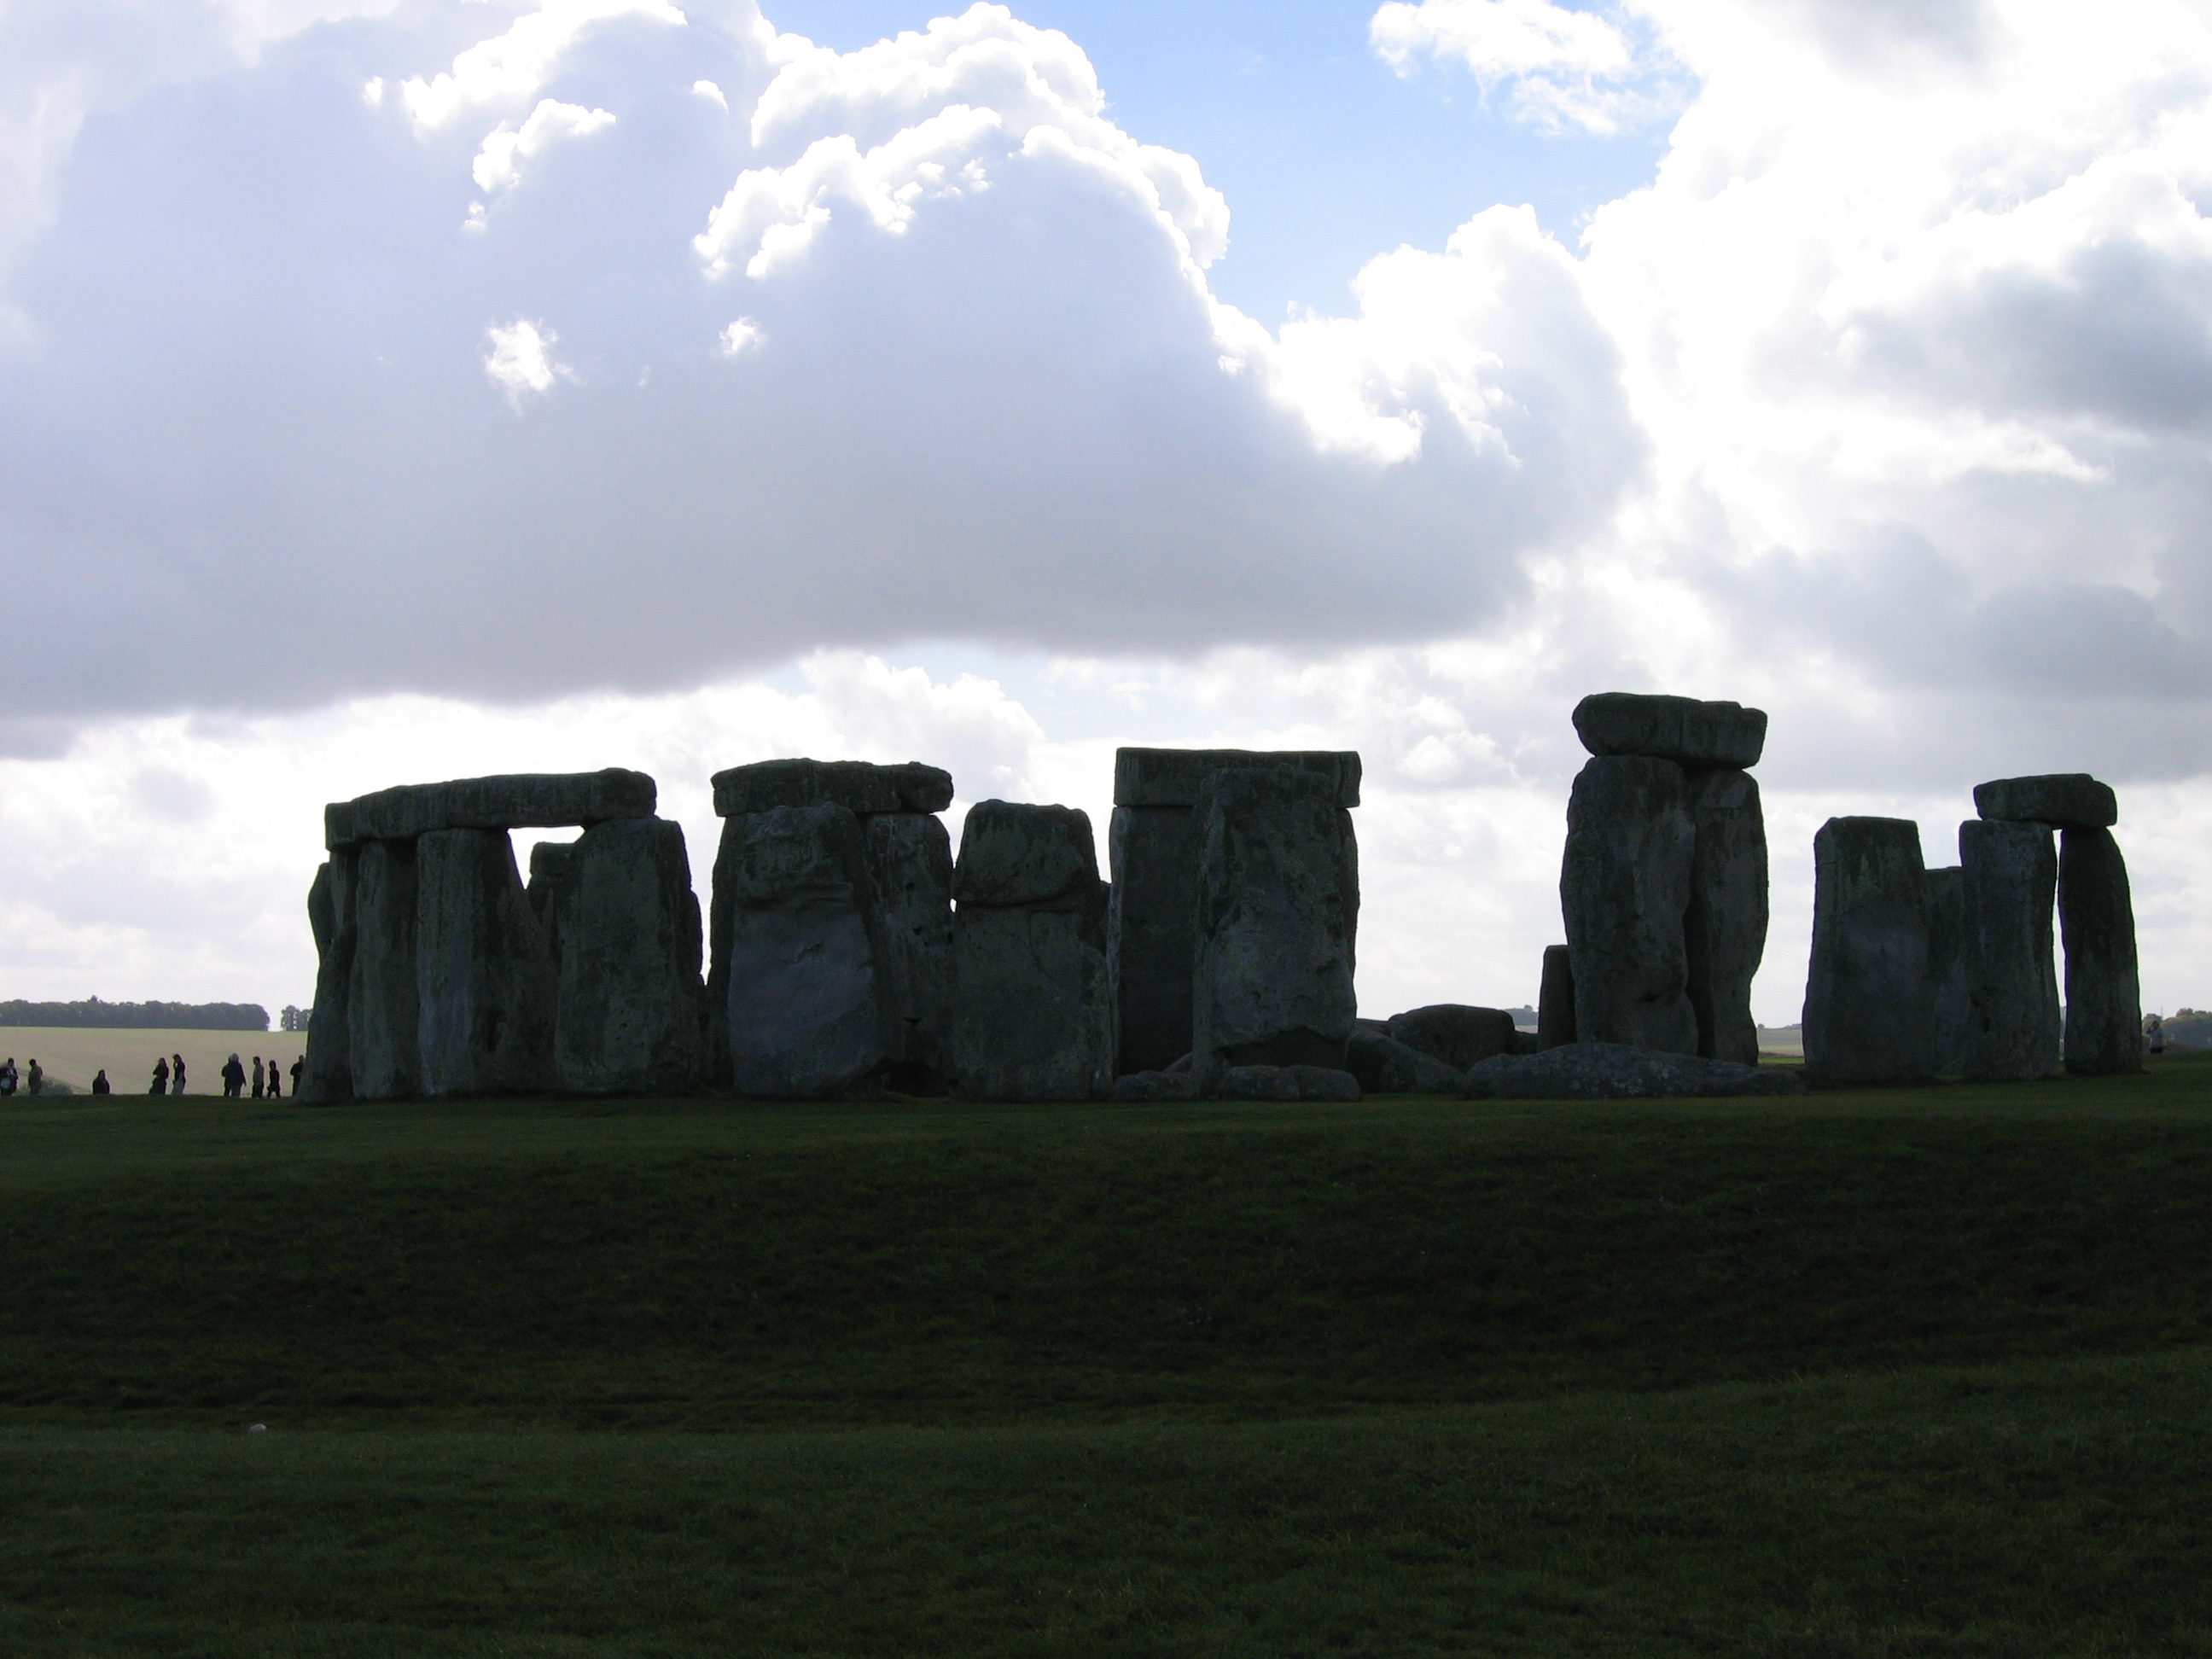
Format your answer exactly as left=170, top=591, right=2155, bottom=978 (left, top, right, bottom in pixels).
left=3, top=0, right=2210, bottom=1028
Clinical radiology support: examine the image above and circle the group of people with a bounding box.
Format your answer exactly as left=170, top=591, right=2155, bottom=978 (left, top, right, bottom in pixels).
left=0, top=1057, right=43, bottom=1096
left=146, top=1052, right=301, bottom=1097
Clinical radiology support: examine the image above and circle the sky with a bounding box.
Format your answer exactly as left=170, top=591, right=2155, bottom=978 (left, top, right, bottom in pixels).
left=2, top=0, right=2209, bottom=1027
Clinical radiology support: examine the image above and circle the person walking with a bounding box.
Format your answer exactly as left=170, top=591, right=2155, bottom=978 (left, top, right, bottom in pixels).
left=172, top=1054, right=187, bottom=1096
left=151, top=1055, right=170, bottom=1095
left=221, top=1054, right=245, bottom=1098
left=92, top=1069, right=111, bottom=1095
left=266, top=1061, right=282, bottom=1100
left=251, top=1057, right=265, bottom=1099
left=26, top=1059, right=43, bottom=1096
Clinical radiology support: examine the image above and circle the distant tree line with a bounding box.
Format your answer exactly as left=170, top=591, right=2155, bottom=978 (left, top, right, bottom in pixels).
left=2166, top=1009, right=2211, bottom=1049
left=0, top=998, right=271, bottom=1031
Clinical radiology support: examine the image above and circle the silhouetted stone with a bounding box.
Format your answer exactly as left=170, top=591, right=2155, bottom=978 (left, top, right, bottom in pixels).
left=711, top=758, right=952, bottom=818
left=1537, top=944, right=1576, bottom=1049
left=554, top=817, right=704, bottom=1095
left=1561, top=755, right=1697, bottom=1055
left=1216, top=1064, right=1362, bottom=1102
left=1802, top=817, right=1935, bottom=1086
left=1346, top=1027, right=1464, bottom=1095
left=1685, top=767, right=1767, bottom=1065
left=951, top=802, right=1114, bottom=1102
left=1113, top=748, right=1361, bottom=809
left=300, top=851, right=357, bottom=1103
left=327, top=769, right=655, bottom=848
left=1386, top=1004, right=1516, bottom=1070
left=866, top=812, right=954, bottom=1093
left=526, top=841, right=579, bottom=963
left=1464, top=1041, right=1804, bottom=1099
left=347, top=838, right=421, bottom=1100
left=1973, top=774, right=2117, bottom=831
left=1959, top=818, right=2061, bottom=1082
left=414, top=828, right=557, bottom=1097
left=1108, top=804, right=1202, bottom=1074
left=2059, top=827, right=2143, bottom=1076
left=1923, top=866, right=1969, bottom=1074
left=715, top=802, right=895, bottom=1099
left=1571, top=693, right=1767, bottom=770
left=1190, top=767, right=1359, bottom=1081
left=1111, top=1070, right=1202, bottom=1102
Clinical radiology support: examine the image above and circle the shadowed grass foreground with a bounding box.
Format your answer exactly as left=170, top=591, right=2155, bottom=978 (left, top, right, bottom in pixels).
left=3, top=1055, right=2209, bottom=1653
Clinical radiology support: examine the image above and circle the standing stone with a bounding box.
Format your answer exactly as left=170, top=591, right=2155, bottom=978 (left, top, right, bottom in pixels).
left=1922, top=866, right=1970, bottom=1074
left=555, top=817, right=704, bottom=1096
left=717, top=802, right=895, bottom=1100
left=951, top=801, right=1114, bottom=1102
left=1109, top=748, right=1360, bottom=1076
left=1190, top=767, right=1360, bottom=1079
left=865, top=812, right=955, bottom=1093
left=300, top=850, right=358, bottom=1103
left=347, top=838, right=422, bottom=1100
left=527, top=841, right=579, bottom=963
left=1684, top=767, right=1767, bottom=1065
left=2058, top=827, right=2143, bottom=1076
left=1802, top=817, right=1936, bottom=1086
left=414, top=828, right=557, bottom=1097
left=1537, top=945, right=1576, bottom=1050
left=1560, top=756, right=1697, bottom=1055
left=1959, top=818, right=2061, bottom=1082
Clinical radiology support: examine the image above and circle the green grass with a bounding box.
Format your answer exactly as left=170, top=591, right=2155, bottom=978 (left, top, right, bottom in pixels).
left=3, top=1056, right=2211, bottom=1654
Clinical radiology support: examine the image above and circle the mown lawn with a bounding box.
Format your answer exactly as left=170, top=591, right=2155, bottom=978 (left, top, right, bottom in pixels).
left=3, top=1056, right=2209, bottom=1655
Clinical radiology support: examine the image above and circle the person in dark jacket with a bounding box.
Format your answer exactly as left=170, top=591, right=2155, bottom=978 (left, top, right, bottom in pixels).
left=91, top=1069, right=111, bottom=1095
left=172, top=1054, right=187, bottom=1095
left=150, top=1056, right=170, bottom=1095
left=221, top=1054, right=246, bottom=1097
left=289, top=1056, right=304, bottom=1095
left=265, top=1061, right=281, bottom=1100
left=26, top=1059, right=42, bottom=1096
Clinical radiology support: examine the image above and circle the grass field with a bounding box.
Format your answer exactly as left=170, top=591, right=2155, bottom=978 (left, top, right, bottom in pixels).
left=4, top=1057, right=2210, bottom=1654
left=0, top=1026, right=307, bottom=1096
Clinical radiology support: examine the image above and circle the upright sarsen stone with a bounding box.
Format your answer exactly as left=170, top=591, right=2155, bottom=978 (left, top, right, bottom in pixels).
left=1537, top=944, right=1576, bottom=1050
left=1561, top=756, right=1697, bottom=1055
left=1684, top=767, right=1767, bottom=1065
left=1922, top=866, right=1970, bottom=1074
left=951, top=801, right=1114, bottom=1102
left=865, top=812, right=955, bottom=1093
left=1802, top=817, right=1935, bottom=1086
left=1959, top=818, right=2060, bottom=1082
left=348, top=838, right=422, bottom=1100
left=2059, top=827, right=2143, bottom=1076
left=414, top=828, right=557, bottom=1097
left=1190, top=767, right=1360, bottom=1078
left=555, top=817, right=704, bottom=1095
left=300, top=851, right=358, bottom=1103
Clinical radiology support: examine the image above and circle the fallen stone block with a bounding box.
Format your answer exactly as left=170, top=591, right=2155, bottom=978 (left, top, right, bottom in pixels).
left=1214, top=1064, right=1362, bottom=1102
left=2058, top=827, right=2143, bottom=1076
left=414, top=827, right=557, bottom=1097
left=1561, top=755, right=1698, bottom=1055
left=1802, top=817, right=1936, bottom=1086
left=712, top=758, right=952, bottom=818
left=1685, top=766, right=1767, bottom=1065
left=1385, top=1004, right=1516, bottom=1070
left=554, top=817, right=704, bottom=1096
left=1960, top=818, right=2061, bottom=1083
left=1571, top=693, right=1767, bottom=770
left=1464, top=1042, right=1805, bottom=1099
left=327, top=769, right=655, bottom=848
left=1347, top=1027, right=1465, bottom=1095
left=1111, top=1070, right=1203, bottom=1103
left=1973, top=774, right=2117, bottom=830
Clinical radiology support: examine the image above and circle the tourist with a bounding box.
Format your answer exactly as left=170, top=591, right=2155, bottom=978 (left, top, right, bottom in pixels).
left=26, top=1059, right=43, bottom=1096
left=2145, top=1012, right=2165, bottom=1055
left=172, top=1054, right=187, bottom=1096
left=266, top=1061, right=282, bottom=1100
left=289, top=1055, right=303, bottom=1094
left=150, top=1055, right=170, bottom=1094
left=252, top=1056, right=265, bottom=1098
left=221, top=1054, right=245, bottom=1097
left=91, top=1069, right=111, bottom=1095
left=0, top=1057, right=15, bottom=1096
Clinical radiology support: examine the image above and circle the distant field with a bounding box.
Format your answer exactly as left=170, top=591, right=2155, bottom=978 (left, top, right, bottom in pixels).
left=0, top=1027, right=306, bottom=1096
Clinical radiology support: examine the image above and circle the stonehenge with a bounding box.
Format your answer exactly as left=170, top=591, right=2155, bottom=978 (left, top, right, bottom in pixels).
left=1802, top=817, right=1936, bottom=1086
left=1559, top=694, right=1767, bottom=1061
left=1959, top=818, right=2061, bottom=1082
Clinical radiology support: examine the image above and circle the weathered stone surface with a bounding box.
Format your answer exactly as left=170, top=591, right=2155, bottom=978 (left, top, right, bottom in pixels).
left=415, top=828, right=557, bottom=1097
left=1959, top=818, right=2061, bottom=1083
left=1537, top=944, right=1576, bottom=1049
left=1346, top=1027, right=1465, bottom=1095
left=1802, top=817, right=1935, bottom=1086
left=347, top=838, right=422, bottom=1099
left=1190, top=767, right=1359, bottom=1080
left=1111, top=1069, right=1203, bottom=1102
left=1386, top=1004, right=1516, bottom=1070
left=1571, top=693, right=1767, bottom=770
left=300, top=851, right=358, bottom=1103
left=2059, top=827, right=2144, bottom=1076
left=1561, top=756, right=1697, bottom=1055
left=1215, top=1064, right=1362, bottom=1102
left=554, top=817, right=704, bottom=1095
left=865, top=812, right=955, bottom=1092
left=1922, top=866, right=1970, bottom=1074
left=954, top=800, right=1102, bottom=909
left=1464, top=1041, right=1805, bottom=1099
left=716, top=803, right=895, bottom=1100
left=1114, top=748, right=1361, bottom=808
left=1684, top=767, right=1767, bottom=1065
left=1973, top=774, right=2117, bottom=831
left=526, top=841, right=579, bottom=963
left=948, top=802, right=1112, bottom=1102
left=327, top=769, right=655, bottom=849
left=1108, top=805, right=1203, bottom=1074
left=711, top=758, right=953, bottom=819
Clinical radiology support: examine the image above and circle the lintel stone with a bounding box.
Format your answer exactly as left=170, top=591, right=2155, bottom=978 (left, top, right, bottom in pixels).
left=1973, top=773, right=2117, bottom=830
left=712, top=758, right=953, bottom=818
left=327, top=769, right=655, bottom=848
left=1113, top=748, right=1361, bottom=808
left=1571, top=693, right=1767, bottom=770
